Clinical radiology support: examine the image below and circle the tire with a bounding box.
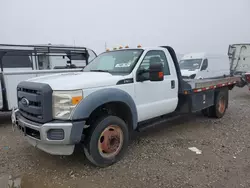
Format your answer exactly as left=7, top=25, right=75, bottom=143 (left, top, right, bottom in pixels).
left=83, top=115, right=129, bottom=167
left=207, top=90, right=228, bottom=118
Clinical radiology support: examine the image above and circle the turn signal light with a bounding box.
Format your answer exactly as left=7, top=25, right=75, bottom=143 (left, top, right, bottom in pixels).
left=158, top=72, right=164, bottom=78
left=72, top=96, right=83, bottom=105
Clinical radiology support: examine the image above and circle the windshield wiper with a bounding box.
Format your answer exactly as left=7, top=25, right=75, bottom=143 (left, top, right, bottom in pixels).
left=90, top=69, right=110, bottom=72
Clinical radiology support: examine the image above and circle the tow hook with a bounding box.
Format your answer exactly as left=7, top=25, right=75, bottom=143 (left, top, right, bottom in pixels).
left=11, top=108, right=19, bottom=132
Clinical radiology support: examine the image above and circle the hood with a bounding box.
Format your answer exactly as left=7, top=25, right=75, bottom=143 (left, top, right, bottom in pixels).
left=27, top=72, right=124, bottom=90
left=180, top=69, right=198, bottom=77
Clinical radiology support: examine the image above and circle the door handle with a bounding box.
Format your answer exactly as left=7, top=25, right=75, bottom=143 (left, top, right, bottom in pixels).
left=171, top=80, right=175, bottom=89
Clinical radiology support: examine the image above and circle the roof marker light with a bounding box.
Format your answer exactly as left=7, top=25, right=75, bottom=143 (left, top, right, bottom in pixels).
left=119, top=46, right=123, bottom=49
left=137, top=44, right=142, bottom=48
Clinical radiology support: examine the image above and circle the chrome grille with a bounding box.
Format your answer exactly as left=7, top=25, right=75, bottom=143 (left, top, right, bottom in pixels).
left=17, top=81, right=53, bottom=123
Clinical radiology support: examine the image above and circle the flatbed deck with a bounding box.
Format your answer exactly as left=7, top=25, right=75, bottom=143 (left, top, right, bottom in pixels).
left=184, top=76, right=241, bottom=89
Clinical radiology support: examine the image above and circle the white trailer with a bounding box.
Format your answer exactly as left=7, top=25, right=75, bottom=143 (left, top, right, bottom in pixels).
left=0, top=44, right=97, bottom=111
left=228, top=43, right=250, bottom=90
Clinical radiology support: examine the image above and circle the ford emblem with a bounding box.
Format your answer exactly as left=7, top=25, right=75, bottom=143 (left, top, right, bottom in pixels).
left=21, top=98, right=29, bottom=106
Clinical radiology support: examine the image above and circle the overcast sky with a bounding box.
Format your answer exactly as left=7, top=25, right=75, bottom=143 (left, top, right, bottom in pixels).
left=0, top=0, right=250, bottom=55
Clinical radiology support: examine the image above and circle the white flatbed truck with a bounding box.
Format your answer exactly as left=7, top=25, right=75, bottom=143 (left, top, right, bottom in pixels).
left=12, top=46, right=241, bottom=167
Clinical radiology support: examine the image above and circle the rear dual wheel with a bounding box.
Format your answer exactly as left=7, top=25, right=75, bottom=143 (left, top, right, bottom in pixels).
left=216, top=95, right=226, bottom=117
left=202, top=90, right=228, bottom=118
left=83, top=116, right=129, bottom=167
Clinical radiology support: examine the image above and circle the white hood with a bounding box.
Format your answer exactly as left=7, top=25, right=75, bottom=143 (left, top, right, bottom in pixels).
left=180, top=69, right=198, bottom=77
left=27, top=72, right=124, bottom=90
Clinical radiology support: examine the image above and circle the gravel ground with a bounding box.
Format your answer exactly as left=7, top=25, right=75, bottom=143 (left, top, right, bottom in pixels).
left=0, top=87, right=250, bottom=188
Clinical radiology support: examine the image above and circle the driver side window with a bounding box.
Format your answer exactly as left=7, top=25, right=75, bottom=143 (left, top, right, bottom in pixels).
left=201, top=59, right=208, bottom=71
left=137, top=50, right=170, bottom=80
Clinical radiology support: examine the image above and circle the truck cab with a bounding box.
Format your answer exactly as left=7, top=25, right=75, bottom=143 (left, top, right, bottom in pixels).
left=13, top=46, right=238, bottom=167
left=81, top=47, right=179, bottom=121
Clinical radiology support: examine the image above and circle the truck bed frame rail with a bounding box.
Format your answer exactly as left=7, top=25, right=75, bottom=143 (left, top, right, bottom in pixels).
left=184, top=76, right=241, bottom=93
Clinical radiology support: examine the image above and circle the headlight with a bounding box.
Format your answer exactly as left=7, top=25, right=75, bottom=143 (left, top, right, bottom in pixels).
left=52, top=90, right=83, bottom=120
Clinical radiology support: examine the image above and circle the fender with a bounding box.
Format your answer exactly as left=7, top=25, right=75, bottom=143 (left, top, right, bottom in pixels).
left=71, top=88, right=138, bottom=129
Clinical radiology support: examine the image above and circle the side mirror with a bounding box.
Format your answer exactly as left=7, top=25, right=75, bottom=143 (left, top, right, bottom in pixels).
left=137, top=69, right=149, bottom=82
left=149, top=62, right=164, bottom=81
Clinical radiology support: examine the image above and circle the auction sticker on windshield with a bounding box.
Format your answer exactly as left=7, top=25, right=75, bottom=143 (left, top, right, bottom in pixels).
left=115, top=62, right=132, bottom=67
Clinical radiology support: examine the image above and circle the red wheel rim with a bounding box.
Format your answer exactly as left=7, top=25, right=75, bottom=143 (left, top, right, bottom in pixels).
left=218, top=96, right=226, bottom=114
left=98, top=125, right=123, bottom=159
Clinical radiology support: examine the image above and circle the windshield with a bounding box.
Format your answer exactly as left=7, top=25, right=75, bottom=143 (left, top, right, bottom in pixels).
left=179, top=59, right=202, bottom=70
left=84, top=49, right=143, bottom=74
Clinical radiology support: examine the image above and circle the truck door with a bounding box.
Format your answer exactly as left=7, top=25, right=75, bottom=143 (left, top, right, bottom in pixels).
left=134, top=50, right=178, bottom=122
left=0, top=51, right=34, bottom=110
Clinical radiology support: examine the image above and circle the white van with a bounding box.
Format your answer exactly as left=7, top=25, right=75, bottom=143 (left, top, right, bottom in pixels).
left=179, top=53, right=230, bottom=79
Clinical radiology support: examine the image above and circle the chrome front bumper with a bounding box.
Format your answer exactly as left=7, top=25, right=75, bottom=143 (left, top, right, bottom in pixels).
left=12, top=109, right=84, bottom=155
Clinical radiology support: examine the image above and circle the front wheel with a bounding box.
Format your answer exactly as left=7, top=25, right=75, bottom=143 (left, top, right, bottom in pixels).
left=83, top=115, right=129, bottom=167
